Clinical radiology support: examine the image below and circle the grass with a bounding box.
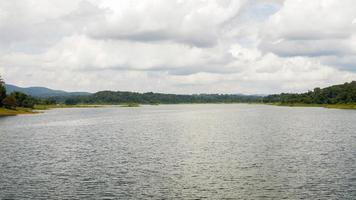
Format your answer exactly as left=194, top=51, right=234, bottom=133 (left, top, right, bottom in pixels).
left=267, top=103, right=356, bottom=110
left=33, top=104, right=103, bottom=110
left=324, top=104, right=356, bottom=109
left=35, top=103, right=145, bottom=110
left=1, top=103, right=124, bottom=116
left=0, top=107, right=36, bottom=116
left=121, top=103, right=140, bottom=107
left=2, top=102, right=354, bottom=117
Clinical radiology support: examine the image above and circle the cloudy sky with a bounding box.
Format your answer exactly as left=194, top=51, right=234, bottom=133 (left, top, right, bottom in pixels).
left=1, top=0, right=356, bottom=94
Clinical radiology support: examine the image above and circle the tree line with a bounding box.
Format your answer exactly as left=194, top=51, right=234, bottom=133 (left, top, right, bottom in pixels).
left=59, top=91, right=263, bottom=105
left=263, top=81, right=356, bottom=104
left=59, top=81, right=356, bottom=105
left=0, top=75, right=54, bottom=109
left=2, top=73, right=356, bottom=108
left=1, top=75, right=263, bottom=107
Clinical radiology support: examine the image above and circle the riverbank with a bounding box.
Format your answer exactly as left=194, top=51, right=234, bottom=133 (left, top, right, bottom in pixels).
left=267, top=103, right=356, bottom=110
left=0, top=104, right=104, bottom=116
left=1, top=103, right=355, bottom=117
left=32, top=103, right=356, bottom=110
left=0, top=107, right=37, bottom=116
left=33, top=104, right=104, bottom=110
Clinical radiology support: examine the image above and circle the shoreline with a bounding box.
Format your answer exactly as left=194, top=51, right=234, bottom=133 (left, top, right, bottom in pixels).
left=264, top=103, right=356, bottom=110
left=37, top=103, right=356, bottom=110
left=33, top=104, right=104, bottom=110
left=1, top=103, right=355, bottom=117
left=0, top=107, right=38, bottom=117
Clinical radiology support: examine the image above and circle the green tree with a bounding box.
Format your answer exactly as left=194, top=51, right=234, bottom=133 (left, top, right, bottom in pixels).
left=0, top=75, right=6, bottom=106
left=10, top=91, right=36, bottom=108
left=263, top=81, right=356, bottom=104
left=2, top=96, right=17, bottom=109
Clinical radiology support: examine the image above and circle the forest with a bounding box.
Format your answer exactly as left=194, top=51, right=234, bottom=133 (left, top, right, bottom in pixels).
left=263, top=81, right=356, bottom=104
left=1, top=73, right=356, bottom=111
left=58, top=81, right=356, bottom=105
left=59, top=91, right=262, bottom=105
left=0, top=76, right=56, bottom=116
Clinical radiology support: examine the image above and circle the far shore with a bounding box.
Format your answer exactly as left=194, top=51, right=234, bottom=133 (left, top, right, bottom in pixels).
left=1, top=102, right=356, bottom=117
left=264, top=103, right=356, bottom=110
left=31, top=103, right=356, bottom=111
left=33, top=104, right=105, bottom=110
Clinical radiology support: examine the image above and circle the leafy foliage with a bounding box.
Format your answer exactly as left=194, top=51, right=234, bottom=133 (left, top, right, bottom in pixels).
left=0, top=75, right=6, bottom=106
left=263, top=81, right=356, bottom=104
left=0, top=75, right=57, bottom=109
left=55, top=91, right=263, bottom=105
left=2, top=96, right=17, bottom=109
left=9, top=92, right=38, bottom=108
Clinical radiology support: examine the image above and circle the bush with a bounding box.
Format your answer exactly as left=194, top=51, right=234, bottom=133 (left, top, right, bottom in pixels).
left=0, top=76, right=6, bottom=106
left=2, top=96, right=17, bottom=109
left=10, top=92, right=35, bottom=108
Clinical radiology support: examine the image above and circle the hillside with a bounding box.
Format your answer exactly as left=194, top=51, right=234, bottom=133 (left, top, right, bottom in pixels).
left=5, top=82, right=356, bottom=106
left=5, top=84, right=91, bottom=97
left=263, top=81, right=356, bottom=104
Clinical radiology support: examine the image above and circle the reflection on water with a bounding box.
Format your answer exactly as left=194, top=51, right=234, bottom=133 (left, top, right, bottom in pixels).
left=0, top=104, right=355, bottom=199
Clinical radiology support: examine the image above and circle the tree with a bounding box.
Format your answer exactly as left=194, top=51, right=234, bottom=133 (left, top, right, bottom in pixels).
left=10, top=91, right=35, bottom=108
left=263, top=81, right=356, bottom=104
left=64, top=98, right=79, bottom=105
left=2, top=96, right=17, bottom=109
left=0, top=75, right=6, bottom=106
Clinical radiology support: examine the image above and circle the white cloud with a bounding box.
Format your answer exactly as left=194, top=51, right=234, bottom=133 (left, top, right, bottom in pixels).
left=86, top=0, right=247, bottom=47
left=259, top=0, right=356, bottom=70
left=0, top=0, right=355, bottom=94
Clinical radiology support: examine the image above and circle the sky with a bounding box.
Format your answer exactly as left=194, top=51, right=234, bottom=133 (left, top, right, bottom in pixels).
left=0, top=0, right=356, bottom=94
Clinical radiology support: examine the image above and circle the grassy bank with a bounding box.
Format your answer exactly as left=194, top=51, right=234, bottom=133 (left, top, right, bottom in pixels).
left=35, top=103, right=356, bottom=110
left=36, top=103, right=142, bottom=109
left=268, top=103, right=356, bottom=110
left=121, top=103, right=140, bottom=107
left=33, top=104, right=103, bottom=110
left=2, top=103, right=355, bottom=117
left=324, top=104, right=356, bottom=109
left=0, top=107, right=36, bottom=116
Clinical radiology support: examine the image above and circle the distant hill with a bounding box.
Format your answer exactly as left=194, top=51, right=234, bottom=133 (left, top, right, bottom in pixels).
left=5, top=84, right=91, bottom=97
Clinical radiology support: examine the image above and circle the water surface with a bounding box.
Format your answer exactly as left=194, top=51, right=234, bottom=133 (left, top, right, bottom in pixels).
left=0, top=104, right=355, bottom=199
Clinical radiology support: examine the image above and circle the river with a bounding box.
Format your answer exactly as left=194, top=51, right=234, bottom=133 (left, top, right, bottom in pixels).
left=0, top=104, right=355, bottom=199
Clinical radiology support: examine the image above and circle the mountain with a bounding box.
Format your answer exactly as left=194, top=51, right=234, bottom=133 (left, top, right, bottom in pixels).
left=5, top=84, right=91, bottom=97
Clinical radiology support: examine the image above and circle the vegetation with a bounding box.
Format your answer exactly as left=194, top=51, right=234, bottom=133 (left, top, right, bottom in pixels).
left=0, top=76, right=6, bottom=106
left=0, top=75, right=51, bottom=116
left=33, top=104, right=103, bottom=110
left=9, top=92, right=35, bottom=108
left=263, top=81, right=356, bottom=108
left=0, top=107, right=35, bottom=116
left=2, top=71, right=356, bottom=115
left=121, top=103, right=140, bottom=107
left=2, top=96, right=17, bottom=109
left=53, top=82, right=356, bottom=108
left=324, top=104, right=356, bottom=109
left=54, top=91, right=263, bottom=105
